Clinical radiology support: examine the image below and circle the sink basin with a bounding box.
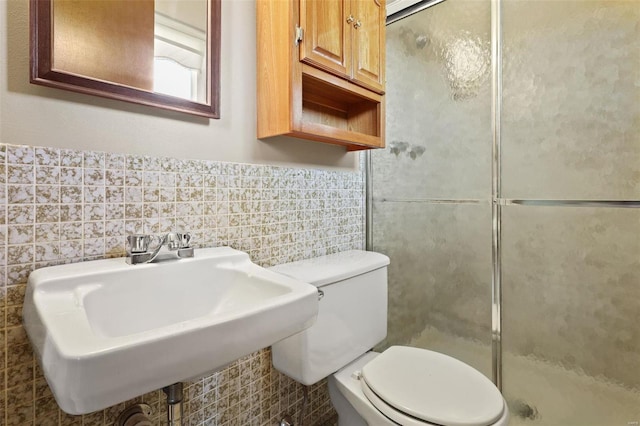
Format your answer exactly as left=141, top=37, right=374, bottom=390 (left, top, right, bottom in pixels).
left=23, top=247, right=319, bottom=415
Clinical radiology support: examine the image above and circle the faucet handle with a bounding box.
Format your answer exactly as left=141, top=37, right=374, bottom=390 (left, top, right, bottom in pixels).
left=127, top=234, right=155, bottom=254
left=176, top=232, right=194, bottom=258
left=177, top=232, right=191, bottom=248
left=164, top=232, right=192, bottom=250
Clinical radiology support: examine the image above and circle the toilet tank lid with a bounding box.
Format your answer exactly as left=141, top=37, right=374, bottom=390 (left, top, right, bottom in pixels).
left=269, top=250, right=390, bottom=287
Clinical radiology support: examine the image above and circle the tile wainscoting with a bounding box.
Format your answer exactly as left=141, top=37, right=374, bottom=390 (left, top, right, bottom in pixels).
left=0, top=143, right=365, bottom=425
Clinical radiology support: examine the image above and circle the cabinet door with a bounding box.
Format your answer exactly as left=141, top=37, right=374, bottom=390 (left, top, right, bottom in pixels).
left=351, top=0, right=385, bottom=93
left=299, top=0, right=352, bottom=79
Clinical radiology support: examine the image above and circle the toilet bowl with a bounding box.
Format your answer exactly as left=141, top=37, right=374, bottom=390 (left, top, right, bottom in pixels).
left=269, top=250, right=509, bottom=426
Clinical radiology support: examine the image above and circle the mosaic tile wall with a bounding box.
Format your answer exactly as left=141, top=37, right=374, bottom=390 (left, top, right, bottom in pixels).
left=0, top=143, right=365, bottom=425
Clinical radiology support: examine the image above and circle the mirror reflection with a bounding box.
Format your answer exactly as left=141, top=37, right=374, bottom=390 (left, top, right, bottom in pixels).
left=51, top=0, right=208, bottom=103
left=154, top=1, right=208, bottom=102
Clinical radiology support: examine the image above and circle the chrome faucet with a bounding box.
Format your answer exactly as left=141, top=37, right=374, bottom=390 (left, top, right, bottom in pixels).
left=126, top=232, right=194, bottom=265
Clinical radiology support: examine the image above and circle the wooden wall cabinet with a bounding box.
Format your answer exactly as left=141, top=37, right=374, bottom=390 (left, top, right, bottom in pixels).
left=257, top=0, right=386, bottom=150
left=300, top=0, right=385, bottom=94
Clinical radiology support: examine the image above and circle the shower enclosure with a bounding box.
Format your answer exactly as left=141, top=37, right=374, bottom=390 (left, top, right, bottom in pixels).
left=369, top=0, right=639, bottom=424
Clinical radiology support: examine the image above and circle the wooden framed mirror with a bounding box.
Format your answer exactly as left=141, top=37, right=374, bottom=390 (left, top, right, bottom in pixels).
left=30, top=0, right=220, bottom=118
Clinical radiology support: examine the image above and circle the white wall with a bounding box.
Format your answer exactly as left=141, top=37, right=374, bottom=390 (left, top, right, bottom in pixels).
left=0, top=0, right=359, bottom=170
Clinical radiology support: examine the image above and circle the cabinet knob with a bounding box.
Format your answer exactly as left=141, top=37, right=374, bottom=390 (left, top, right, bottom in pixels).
left=346, top=15, right=355, bottom=24
left=354, top=20, right=362, bottom=29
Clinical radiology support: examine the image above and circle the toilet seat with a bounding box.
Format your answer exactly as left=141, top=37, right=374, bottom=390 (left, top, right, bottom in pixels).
left=360, top=380, right=431, bottom=425
left=360, top=346, right=505, bottom=426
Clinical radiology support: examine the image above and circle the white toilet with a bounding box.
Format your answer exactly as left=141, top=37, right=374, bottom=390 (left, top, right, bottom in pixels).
left=270, top=250, right=509, bottom=426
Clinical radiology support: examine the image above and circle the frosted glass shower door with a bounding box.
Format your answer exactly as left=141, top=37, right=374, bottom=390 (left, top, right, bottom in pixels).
left=372, top=0, right=493, bottom=378
left=501, top=1, right=640, bottom=424
left=501, top=1, right=639, bottom=201
left=502, top=207, right=640, bottom=425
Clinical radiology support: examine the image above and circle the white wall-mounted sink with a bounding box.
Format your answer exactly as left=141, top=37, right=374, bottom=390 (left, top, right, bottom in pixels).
left=23, top=247, right=319, bottom=415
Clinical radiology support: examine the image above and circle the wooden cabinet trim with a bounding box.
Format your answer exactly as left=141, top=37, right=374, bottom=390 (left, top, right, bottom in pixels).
left=301, top=64, right=382, bottom=102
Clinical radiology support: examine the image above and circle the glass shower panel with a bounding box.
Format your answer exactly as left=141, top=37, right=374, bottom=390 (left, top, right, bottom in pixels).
left=501, top=0, right=640, bottom=200
left=379, top=0, right=492, bottom=201
left=373, top=0, right=493, bottom=378
left=372, top=201, right=492, bottom=377
left=501, top=205, right=640, bottom=425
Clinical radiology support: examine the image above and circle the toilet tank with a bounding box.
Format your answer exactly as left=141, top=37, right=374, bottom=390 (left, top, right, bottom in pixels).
left=270, top=250, right=390, bottom=385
